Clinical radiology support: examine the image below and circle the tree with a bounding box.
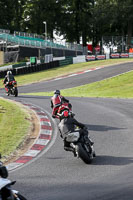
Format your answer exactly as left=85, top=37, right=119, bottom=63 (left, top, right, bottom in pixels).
left=55, top=0, right=93, bottom=46
left=0, top=0, right=26, bottom=32
left=1, top=0, right=133, bottom=52
left=115, top=0, right=133, bottom=49
left=23, top=0, right=61, bottom=39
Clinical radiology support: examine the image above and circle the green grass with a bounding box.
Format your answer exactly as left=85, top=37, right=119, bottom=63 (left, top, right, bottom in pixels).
left=1, top=58, right=133, bottom=87
left=23, top=70, right=133, bottom=98
left=0, top=98, right=31, bottom=159
left=61, top=70, right=133, bottom=98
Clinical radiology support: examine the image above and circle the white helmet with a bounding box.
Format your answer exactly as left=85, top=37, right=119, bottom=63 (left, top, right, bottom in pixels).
left=7, top=71, right=12, bottom=75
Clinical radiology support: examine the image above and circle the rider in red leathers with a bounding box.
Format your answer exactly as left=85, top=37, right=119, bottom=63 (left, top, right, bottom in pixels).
left=3, top=71, right=15, bottom=94
left=51, top=90, right=72, bottom=119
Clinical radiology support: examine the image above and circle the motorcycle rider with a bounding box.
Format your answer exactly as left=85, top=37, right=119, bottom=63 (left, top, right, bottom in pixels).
left=51, top=90, right=72, bottom=118
left=0, top=153, right=26, bottom=200
left=58, top=110, right=94, bottom=156
left=3, top=71, right=15, bottom=95
left=0, top=158, right=9, bottom=200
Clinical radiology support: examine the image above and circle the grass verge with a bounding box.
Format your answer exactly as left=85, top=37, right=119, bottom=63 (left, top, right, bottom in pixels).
left=22, top=70, right=133, bottom=98
left=0, top=98, right=31, bottom=159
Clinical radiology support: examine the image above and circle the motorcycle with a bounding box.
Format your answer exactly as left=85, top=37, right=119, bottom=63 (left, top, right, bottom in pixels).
left=3, top=81, right=18, bottom=97
left=56, top=102, right=75, bottom=120
left=64, top=127, right=96, bottom=164
left=0, top=154, right=27, bottom=200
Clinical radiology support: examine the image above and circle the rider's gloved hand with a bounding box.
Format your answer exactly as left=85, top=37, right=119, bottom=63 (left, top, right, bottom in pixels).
left=83, top=126, right=88, bottom=130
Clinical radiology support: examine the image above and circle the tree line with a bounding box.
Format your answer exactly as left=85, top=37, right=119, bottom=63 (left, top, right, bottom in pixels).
left=0, top=0, right=133, bottom=49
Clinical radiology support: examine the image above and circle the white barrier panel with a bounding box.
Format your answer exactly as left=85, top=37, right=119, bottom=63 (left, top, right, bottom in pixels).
left=53, top=57, right=65, bottom=61
left=86, top=55, right=96, bottom=61
left=73, top=55, right=86, bottom=63
left=96, top=55, right=106, bottom=60
left=110, top=53, right=120, bottom=58
left=0, top=65, right=12, bottom=71
left=45, top=54, right=53, bottom=63
left=129, top=53, right=133, bottom=58
left=120, top=53, right=129, bottom=58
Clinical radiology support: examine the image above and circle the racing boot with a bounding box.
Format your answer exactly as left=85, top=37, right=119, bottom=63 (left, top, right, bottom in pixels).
left=91, top=145, right=96, bottom=157
left=64, top=140, right=77, bottom=157
left=64, top=146, right=77, bottom=157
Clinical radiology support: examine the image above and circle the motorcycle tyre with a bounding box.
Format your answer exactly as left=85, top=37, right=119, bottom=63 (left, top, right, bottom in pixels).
left=14, top=88, right=18, bottom=97
left=76, top=143, right=93, bottom=164
left=7, top=89, right=11, bottom=96
left=15, top=193, right=27, bottom=200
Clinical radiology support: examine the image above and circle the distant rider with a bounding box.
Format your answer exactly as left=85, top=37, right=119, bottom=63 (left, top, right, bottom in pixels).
left=58, top=110, right=94, bottom=156
left=3, top=71, right=15, bottom=94
left=51, top=90, right=72, bottom=118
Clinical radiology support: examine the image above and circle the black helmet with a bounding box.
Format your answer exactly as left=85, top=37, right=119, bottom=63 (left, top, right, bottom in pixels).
left=54, top=90, right=60, bottom=95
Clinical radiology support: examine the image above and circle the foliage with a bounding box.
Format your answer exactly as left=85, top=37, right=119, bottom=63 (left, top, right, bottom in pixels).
left=0, top=0, right=25, bottom=32
left=0, top=0, right=133, bottom=47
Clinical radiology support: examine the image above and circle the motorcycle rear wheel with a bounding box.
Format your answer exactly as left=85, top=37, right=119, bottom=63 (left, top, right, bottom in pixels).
left=76, top=143, right=93, bottom=164
left=14, top=88, right=18, bottom=97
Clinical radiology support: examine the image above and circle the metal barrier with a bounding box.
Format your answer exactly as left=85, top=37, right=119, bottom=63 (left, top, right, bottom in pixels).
left=0, top=33, right=83, bottom=52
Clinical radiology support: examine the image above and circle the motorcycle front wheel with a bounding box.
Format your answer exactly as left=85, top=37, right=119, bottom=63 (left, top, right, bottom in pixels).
left=76, top=143, right=93, bottom=164
left=15, top=193, right=27, bottom=200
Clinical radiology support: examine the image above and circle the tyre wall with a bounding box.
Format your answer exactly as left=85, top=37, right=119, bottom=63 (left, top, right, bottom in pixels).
left=0, top=60, right=59, bottom=78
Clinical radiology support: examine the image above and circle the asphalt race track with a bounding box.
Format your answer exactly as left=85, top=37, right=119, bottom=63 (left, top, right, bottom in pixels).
left=2, top=62, right=133, bottom=200
left=19, top=62, right=133, bottom=93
